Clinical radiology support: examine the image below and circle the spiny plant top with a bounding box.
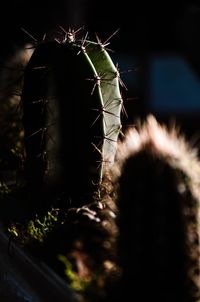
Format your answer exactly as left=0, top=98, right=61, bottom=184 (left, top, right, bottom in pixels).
left=113, top=115, right=200, bottom=200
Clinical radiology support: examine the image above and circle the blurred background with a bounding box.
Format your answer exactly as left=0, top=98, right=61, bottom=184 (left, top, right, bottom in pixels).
left=1, top=0, right=200, bottom=145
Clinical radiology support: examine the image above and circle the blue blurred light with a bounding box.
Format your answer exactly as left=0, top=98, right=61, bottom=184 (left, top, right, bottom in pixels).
left=149, top=55, right=200, bottom=113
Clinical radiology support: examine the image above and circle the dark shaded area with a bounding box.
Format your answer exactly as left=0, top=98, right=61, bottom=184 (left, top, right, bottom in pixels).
left=21, top=41, right=104, bottom=209
left=1, top=2, right=200, bottom=131
left=0, top=3, right=200, bottom=300
left=116, top=149, right=199, bottom=302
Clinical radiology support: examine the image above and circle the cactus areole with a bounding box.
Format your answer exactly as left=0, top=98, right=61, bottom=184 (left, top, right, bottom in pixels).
left=21, top=31, right=122, bottom=206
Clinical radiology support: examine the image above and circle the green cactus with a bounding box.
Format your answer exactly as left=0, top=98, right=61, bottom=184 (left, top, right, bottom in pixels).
left=86, top=39, right=122, bottom=178
left=21, top=29, right=122, bottom=208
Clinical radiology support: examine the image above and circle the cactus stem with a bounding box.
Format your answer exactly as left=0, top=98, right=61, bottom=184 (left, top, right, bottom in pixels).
left=87, top=73, right=117, bottom=95
left=85, top=74, right=101, bottom=95
left=91, top=107, right=119, bottom=127
left=103, top=109, right=120, bottom=117
left=21, top=30, right=122, bottom=206
left=105, top=125, right=121, bottom=137
left=104, top=98, right=123, bottom=111
left=104, top=136, right=117, bottom=143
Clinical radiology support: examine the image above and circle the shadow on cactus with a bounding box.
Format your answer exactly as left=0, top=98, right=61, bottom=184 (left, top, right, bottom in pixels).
left=21, top=27, right=123, bottom=211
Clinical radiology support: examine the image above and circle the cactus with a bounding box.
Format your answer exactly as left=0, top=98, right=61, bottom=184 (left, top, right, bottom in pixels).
left=85, top=39, right=122, bottom=172
left=21, top=29, right=122, bottom=208
left=110, top=115, right=200, bottom=301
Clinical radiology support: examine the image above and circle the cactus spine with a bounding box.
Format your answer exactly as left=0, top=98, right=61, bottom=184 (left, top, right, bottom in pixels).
left=21, top=29, right=122, bottom=207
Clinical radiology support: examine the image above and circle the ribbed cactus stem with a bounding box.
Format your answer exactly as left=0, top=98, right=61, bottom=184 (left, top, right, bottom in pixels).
left=21, top=30, right=123, bottom=207
left=86, top=41, right=122, bottom=174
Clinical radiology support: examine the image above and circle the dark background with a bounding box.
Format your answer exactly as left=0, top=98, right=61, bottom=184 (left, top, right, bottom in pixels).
left=1, top=1, right=200, bottom=143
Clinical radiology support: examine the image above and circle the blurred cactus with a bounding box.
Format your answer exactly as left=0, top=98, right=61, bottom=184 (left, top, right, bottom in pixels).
left=110, top=115, right=200, bottom=302
left=0, top=46, right=32, bottom=175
